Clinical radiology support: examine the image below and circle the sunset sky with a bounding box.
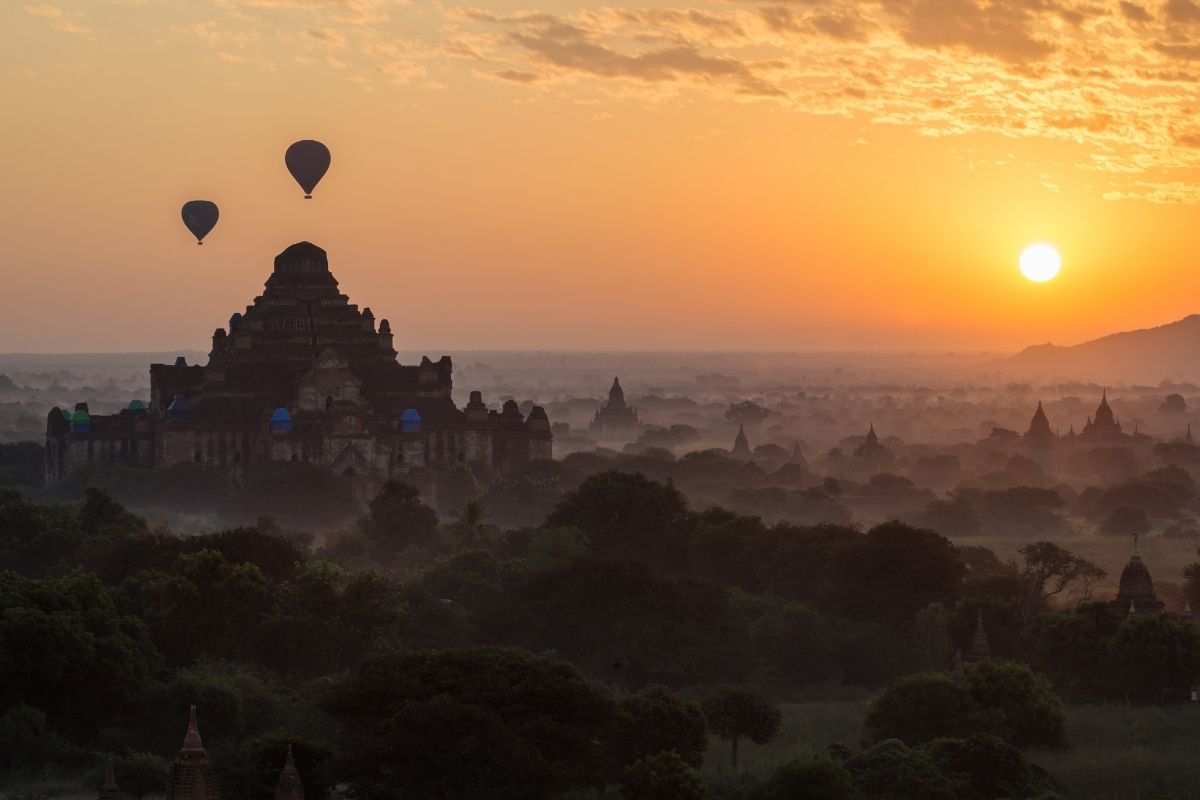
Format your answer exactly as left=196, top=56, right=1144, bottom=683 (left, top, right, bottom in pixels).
left=5, top=0, right=1200, bottom=353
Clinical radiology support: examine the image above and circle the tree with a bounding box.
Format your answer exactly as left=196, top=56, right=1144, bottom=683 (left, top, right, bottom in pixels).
left=520, top=558, right=747, bottom=688
left=616, top=685, right=708, bottom=768
left=438, top=463, right=483, bottom=516
left=1160, top=393, right=1187, bottom=414
left=1028, top=602, right=1123, bottom=699
left=130, top=548, right=270, bottom=664
left=726, top=401, right=770, bottom=424
left=0, top=571, right=160, bottom=738
left=1109, top=613, right=1200, bottom=702
left=366, top=481, right=439, bottom=560
left=108, top=751, right=171, bottom=800
left=979, top=487, right=1067, bottom=538
left=866, top=662, right=1065, bottom=749
left=524, top=526, right=589, bottom=572
left=701, top=685, right=781, bottom=771
left=864, top=673, right=973, bottom=745
left=621, top=752, right=708, bottom=800
left=1017, top=541, right=1105, bottom=622
left=324, top=648, right=618, bottom=799
left=918, top=496, right=981, bottom=538
left=449, top=498, right=491, bottom=548
left=764, top=756, right=854, bottom=800
left=833, top=522, right=965, bottom=624
left=965, top=660, right=1066, bottom=748
left=546, top=472, right=691, bottom=570
left=913, top=603, right=952, bottom=673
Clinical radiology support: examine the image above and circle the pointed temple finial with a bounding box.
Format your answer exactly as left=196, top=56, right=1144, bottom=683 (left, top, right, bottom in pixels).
left=168, top=705, right=220, bottom=800
left=965, top=609, right=993, bottom=662
left=181, top=704, right=204, bottom=751
left=275, top=743, right=306, bottom=800
left=98, top=760, right=124, bottom=800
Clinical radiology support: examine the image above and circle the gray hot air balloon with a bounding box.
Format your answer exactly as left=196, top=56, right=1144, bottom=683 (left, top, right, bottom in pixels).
left=285, top=140, right=331, bottom=199
left=181, top=200, right=219, bottom=245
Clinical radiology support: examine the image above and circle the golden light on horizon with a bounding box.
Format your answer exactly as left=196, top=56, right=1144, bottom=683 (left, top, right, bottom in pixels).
left=1019, top=244, right=1062, bottom=283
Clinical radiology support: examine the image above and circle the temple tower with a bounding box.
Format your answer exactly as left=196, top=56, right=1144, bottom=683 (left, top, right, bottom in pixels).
left=731, top=424, right=752, bottom=459
left=1112, top=537, right=1164, bottom=615
left=98, top=761, right=124, bottom=800
left=167, top=706, right=221, bottom=800
left=590, top=377, right=641, bottom=436
left=964, top=610, right=993, bottom=663
left=274, top=745, right=305, bottom=800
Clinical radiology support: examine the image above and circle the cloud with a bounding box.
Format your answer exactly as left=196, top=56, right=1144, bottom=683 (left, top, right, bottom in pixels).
left=898, top=0, right=1057, bottom=62
left=495, top=15, right=788, bottom=96
left=306, top=26, right=346, bottom=46
left=1164, top=0, right=1200, bottom=21
left=493, top=68, right=541, bottom=82
left=50, top=19, right=90, bottom=33
left=23, top=4, right=62, bottom=17
left=1119, top=1, right=1154, bottom=21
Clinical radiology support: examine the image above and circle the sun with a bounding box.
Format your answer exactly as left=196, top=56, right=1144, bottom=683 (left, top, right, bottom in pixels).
left=1019, top=243, right=1061, bottom=282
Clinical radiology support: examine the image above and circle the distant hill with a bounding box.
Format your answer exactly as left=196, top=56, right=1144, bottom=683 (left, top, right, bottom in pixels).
left=1004, top=314, right=1200, bottom=383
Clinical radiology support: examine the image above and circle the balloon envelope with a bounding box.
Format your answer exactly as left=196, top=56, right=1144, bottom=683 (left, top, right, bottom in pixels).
left=181, top=200, right=219, bottom=245
left=285, top=140, right=331, bottom=198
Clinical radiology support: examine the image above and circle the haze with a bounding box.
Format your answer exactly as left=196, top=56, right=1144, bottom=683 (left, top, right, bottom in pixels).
left=7, top=0, right=1200, bottom=353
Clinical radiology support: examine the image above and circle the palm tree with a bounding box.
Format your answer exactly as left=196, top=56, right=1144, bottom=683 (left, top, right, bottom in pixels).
left=451, top=498, right=489, bottom=547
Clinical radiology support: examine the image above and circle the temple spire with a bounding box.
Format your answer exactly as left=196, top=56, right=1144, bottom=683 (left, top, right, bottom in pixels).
left=275, top=745, right=305, bottom=800
left=98, top=760, right=124, bottom=800
left=182, top=704, right=203, bottom=751
left=965, top=609, right=992, bottom=662
left=731, top=423, right=752, bottom=458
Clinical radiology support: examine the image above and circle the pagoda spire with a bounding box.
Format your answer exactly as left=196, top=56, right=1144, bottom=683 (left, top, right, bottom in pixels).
left=965, top=609, right=992, bottom=662
left=182, top=705, right=203, bottom=751
left=731, top=423, right=752, bottom=458
left=274, top=745, right=305, bottom=800
left=98, top=760, right=125, bottom=800
left=167, top=705, right=221, bottom=800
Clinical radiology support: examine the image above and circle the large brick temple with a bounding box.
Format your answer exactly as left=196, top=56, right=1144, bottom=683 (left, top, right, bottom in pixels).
left=45, top=242, right=551, bottom=491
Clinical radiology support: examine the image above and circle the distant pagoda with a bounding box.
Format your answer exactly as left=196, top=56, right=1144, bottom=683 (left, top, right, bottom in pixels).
left=731, top=424, right=752, bottom=459
left=964, top=610, right=993, bottom=663
left=98, top=761, right=124, bottom=800
left=274, top=745, right=305, bottom=800
left=1025, top=401, right=1054, bottom=440
left=590, top=377, right=641, bottom=435
left=1080, top=391, right=1124, bottom=440
left=167, top=706, right=221, bottom=800
left=1112, top=537, right=1164, bottom=615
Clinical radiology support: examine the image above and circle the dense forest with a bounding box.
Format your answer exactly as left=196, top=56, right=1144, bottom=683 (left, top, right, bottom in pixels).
left=5, top=439, right=1200, bottom=798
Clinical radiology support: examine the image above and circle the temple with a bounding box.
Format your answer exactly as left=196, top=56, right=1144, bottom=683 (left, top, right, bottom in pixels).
left=964, top=610, right=993, bottom=663
left=45, top=243, right=551, bottom=495
left=1024, top=401, right=1054, bottom=441
left=1113, top=538, right=1165, bottom=615
left=167, top=706, right=220, bottom=800
left=590, top=377, right=641, bottom=435
left=731, top=424, right=752, bottom=459
left=1080, top=391, right=1124, bottom=440
left=275, top=745, right=305, bottom=800
left=98, top=761, right=124, bottom=800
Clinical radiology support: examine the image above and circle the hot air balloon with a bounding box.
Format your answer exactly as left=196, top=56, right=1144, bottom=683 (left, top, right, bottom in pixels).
left=181, top=200, right=219, bottom=245
left=285, top=140, right=331, bottom=199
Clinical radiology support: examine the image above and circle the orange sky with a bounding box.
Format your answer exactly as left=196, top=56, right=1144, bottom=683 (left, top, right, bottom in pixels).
left=5, top=0, right=1200, bottom=353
